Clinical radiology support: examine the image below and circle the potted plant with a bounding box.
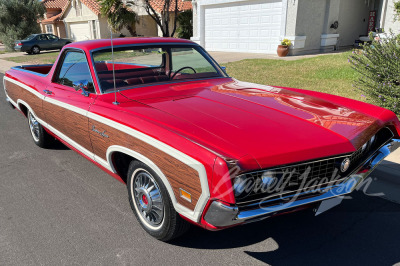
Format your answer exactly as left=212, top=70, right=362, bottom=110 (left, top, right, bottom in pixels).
left=277, top=39, right=292, bottom=57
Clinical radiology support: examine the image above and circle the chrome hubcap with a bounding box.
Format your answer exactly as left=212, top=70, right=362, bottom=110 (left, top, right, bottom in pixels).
left=28, top=112, right=40, bottom=142
left=33, top=47, right=39, bottom=53
left=133, top=171, right=164, bottom=226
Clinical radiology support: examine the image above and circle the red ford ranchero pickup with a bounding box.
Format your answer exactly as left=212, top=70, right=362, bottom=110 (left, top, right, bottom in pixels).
left=3, top=37, right=400, bottom=241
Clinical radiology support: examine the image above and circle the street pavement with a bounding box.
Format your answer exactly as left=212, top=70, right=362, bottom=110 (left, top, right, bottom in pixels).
left=1, top=67, right=400, bottom=264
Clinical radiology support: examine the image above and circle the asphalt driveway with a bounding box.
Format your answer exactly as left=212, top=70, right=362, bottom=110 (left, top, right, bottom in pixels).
left=1, top=73, right=400, bottom=265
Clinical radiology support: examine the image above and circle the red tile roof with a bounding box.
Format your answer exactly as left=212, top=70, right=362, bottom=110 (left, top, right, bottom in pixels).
left=80, top=0, right=101, bottom=15
left=42, top=0, right=68, bottom=9
left=150, top=0, right=192, bottom=12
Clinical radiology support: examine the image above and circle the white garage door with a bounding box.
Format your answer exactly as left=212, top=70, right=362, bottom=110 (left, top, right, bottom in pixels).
left=204, top=0, right=283, bottom=53
left=69, top=22, right=91, bottom=42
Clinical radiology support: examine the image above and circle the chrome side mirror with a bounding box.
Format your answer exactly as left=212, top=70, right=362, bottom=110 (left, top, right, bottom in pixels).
left=73, top=80, right=90, bottom=97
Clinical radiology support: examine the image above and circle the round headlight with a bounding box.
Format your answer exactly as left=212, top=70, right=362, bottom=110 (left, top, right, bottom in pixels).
left=261, top=171, right=278, bottom=188
left=233, top=176, right=253, bottom=198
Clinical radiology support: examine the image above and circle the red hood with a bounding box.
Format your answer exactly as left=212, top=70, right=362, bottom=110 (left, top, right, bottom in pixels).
left=119, top=78, right=386, bottom=169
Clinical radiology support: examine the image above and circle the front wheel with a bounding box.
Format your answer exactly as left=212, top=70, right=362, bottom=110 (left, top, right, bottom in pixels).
left=127, top=160, right=190, bottom=241
left=27, top=110, right=53, bottom=148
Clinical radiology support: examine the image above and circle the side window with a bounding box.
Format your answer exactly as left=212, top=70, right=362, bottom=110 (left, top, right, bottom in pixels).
left=48, top=34, right=58, bottom=41
left=54, top=51, right=95, bottom=93
left=38, top=35, right=48, bottom=41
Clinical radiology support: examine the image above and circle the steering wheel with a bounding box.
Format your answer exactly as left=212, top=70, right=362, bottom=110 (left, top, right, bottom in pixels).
left=171, top=66, right=197, bottom=80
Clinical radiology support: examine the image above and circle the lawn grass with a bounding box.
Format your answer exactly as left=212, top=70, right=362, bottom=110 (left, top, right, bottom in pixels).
left=5, top=51, right=60, bottom=64
left=222, top=51, right=363, bottom=101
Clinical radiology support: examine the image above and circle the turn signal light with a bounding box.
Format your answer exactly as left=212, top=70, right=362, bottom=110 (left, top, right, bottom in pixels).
left=179, top=188, right=192, bottom=202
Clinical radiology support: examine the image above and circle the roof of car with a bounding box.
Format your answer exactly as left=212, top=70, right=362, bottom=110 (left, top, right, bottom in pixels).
left=66, top=37, right=196, bottom=51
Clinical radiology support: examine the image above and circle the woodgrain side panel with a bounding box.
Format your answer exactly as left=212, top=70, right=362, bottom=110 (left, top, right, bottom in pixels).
left=42, top=101, right=93, bottom=152
left=89, top=120, right=201, bottom=210
left=5, top=80, right=45, bottom=119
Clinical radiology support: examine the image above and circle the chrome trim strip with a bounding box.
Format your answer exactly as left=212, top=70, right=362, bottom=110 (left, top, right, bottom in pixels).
left=237, top=178, right=347, bottom=207
left=204, top=139, right=400, bottom=227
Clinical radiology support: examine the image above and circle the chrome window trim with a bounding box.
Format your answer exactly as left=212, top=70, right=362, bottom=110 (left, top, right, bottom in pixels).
left=105, top=77, right=232, bottom=95
left=52, top=47, right=98, bottom=95
left=89, top=42, right=229, bottom=94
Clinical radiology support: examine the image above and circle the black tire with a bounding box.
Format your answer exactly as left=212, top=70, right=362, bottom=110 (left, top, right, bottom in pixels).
left=27, top=110, right=54, bottom=148
left=127, top=160, right=190, bottom=241
left=31, top=46, right=40, bottom=54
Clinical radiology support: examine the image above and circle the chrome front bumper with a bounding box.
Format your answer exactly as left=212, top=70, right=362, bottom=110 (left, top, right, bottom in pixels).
left=204, top=139, right=400, bottom=227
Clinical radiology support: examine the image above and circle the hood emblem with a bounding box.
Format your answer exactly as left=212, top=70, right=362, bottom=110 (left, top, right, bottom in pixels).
left=341, top=158, right=351, bottom=172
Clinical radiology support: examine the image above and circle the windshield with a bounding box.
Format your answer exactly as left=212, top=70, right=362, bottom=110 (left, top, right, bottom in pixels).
left=92, top=45, right=226, bottom=93
left=24, top=35, right=36, bottom=41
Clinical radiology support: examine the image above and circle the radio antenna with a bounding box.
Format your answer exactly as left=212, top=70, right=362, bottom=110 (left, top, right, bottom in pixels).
left=110, top=27, right=119, bottom=105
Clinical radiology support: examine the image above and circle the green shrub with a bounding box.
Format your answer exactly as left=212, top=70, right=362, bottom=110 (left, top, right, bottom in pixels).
left=349, top=33, right=400, bottom=115
left=395, top=1, right=400, bottom=20
left=176, top=10, right=193, bottom=40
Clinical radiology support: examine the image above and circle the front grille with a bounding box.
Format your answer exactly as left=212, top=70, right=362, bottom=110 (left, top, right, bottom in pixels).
left=235, top=127, right=394, bottom=207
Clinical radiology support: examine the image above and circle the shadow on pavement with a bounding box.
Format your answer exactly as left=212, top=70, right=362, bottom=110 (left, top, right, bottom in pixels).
left=171, top=189, right=400, bottom=265
left=25, top=50, right=60, bottom=56
left=49, top=140, right=70, bottom=150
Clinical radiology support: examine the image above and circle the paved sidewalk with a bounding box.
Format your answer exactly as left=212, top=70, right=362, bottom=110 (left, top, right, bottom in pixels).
left=0, top=49, right=26, bottom=73
left=0, top=51, right=25, bottom=59
left=209, top=49, right=350, bottom=64
left=0, top=59, right=20, bottom=73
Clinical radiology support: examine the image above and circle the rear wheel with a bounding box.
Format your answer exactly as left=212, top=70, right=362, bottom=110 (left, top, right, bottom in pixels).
left=27, top=110, right=53, bottom=148
left=127, top=160, right=190, bottom=241
left=31, top=46, right=40, bottom=54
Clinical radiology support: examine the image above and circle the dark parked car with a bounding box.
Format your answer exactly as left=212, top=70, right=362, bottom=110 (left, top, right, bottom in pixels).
left=14, top=34, right=73, bottom=54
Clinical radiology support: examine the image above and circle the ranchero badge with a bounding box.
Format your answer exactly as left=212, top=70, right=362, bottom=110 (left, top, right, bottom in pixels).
left=92, top=125, right=109, bottom=138
left=341, top=158, right=351, bottom=172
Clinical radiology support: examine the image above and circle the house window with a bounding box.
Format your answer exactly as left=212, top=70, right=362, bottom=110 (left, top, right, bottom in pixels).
left=46, top=25, right=53, bottom=34
left=92, top=20, right=97, bottom=39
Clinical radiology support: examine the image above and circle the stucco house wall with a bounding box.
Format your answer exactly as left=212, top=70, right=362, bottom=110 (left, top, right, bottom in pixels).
left=192, top=0, right=399, bottom=55
left=294, top=0, right=329, bottom=53
left=381, top=0, right=400, bottom=33
left=337, top=0, right=374, bottom=46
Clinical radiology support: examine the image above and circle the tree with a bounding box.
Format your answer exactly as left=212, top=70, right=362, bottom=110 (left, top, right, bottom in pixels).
left=142, top=0, right=181, bottom=37
left=98, top=0, right=138, bottom=36
left=176, top=9, right=192, bottom=39
left=0, top=0, right=45, bottom=50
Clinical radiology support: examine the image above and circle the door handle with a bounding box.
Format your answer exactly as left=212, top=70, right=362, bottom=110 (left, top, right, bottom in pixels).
left=43, top=90, right=53, bottom=95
